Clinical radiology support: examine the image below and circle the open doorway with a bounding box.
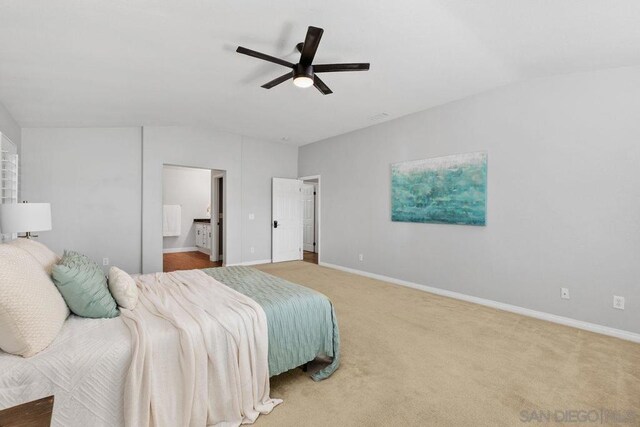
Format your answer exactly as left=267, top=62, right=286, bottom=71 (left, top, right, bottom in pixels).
left=270, top=175, right=320, bottom=264
left=162, top=165, right=225, bottom=272
left=300, top=175, right=320, bottom=265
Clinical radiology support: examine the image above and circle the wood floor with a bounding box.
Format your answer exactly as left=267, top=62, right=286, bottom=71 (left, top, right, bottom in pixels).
left=163, top=251, right=221, bottom=272
left=302, top=250, right=318, bottom=264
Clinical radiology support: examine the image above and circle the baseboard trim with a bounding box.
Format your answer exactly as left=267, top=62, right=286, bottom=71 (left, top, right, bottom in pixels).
left=226, top=259, right=272, bottom=267
left=319, top=261, right=640, bottom=344
left=163, top=247, right=198, bottom=254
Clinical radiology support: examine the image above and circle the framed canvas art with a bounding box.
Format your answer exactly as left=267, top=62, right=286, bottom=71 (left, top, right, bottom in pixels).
left=391, top=152, right=487, bottom=226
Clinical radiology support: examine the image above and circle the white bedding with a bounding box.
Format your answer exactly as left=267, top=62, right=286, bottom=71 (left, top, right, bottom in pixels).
left=0, top=315, right=131, bottom=426
left=0, top=270, right=282, bottom=427
left=123, top=269, right=281, bottom=427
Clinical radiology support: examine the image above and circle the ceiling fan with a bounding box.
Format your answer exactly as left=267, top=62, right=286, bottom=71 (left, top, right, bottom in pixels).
left=236, top=26, right=370, bottom=95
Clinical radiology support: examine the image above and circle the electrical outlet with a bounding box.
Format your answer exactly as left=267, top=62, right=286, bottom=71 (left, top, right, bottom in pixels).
left=561, top=288, right=570, bottom=300
left=613, top=295, right=625, bottom=310
left=358, top=254, right=364, bottom=262
left=103, top=258, right=109, bottom=266
left=250, top=246, right=255, bottom=254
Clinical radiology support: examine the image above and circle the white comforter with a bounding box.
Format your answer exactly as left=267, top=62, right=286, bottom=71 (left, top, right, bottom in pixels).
left=122, top=269, right=281, bottom=427
left=0, top=316, right=131, bottom=426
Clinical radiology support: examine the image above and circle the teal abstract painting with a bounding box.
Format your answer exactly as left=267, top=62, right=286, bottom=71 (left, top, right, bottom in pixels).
left=391, top=152, right=487, bottom=226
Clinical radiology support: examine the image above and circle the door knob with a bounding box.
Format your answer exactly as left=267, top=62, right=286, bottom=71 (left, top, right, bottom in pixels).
left=273, top=220, right=278, bottom=229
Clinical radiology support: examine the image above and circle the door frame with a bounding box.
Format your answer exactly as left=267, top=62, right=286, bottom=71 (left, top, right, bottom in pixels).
left=299, top=175, right=321, bottom=263
left=301, top=183, right=316, bottom=253
left=211, top=171, right=224, bottom=263
left=160, top=164, right=226, bottom=269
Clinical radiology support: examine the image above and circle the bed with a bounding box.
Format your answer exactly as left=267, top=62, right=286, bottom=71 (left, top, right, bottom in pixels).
left=203, top=266, right=340, bottom=381
left=0, top=266, right=340, bottom=427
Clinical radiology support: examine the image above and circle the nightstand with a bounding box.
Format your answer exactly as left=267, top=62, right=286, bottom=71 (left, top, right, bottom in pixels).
left=0, top=396, right=54, bottom=427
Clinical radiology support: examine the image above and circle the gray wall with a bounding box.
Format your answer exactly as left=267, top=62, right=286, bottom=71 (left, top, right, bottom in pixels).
left=162, top=166, right=211, bottom=251
left=299, top=65, right=640, bottom=334
left=142, top=127, right=239, bottom=271
left=21, top=126, right=298, bottom=274
left=142, top=126, right=244, bottom=273
left=241, top=137, right=299, bottom=263
left=21, top=128, right=142, bottom=273
left=141, top=126, right=298, bottom=273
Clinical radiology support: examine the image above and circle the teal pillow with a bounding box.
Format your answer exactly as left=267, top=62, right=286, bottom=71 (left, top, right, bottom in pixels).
left=51, top=250, right=119, bottom=318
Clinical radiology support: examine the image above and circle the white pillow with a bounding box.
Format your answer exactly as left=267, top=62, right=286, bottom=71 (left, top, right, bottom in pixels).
left=8, top=238, right=60, bottom=275
left=0, top=244, right=70, bottom=357
left=108, top=267, right=138, bottom=310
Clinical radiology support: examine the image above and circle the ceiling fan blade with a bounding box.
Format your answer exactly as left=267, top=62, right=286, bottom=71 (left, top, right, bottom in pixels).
left=236, top=46, right=294, bottom=68
left=300, top=26, right=324, bottom=66
left=313, top=75, right=333, bottom=95
left=313, top=63, right=370, bottom=73
left=261, top=72, right=293, bottom=89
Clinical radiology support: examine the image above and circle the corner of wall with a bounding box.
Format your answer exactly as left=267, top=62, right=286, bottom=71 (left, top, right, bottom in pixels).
left=0, top=100, right=21, bottom=150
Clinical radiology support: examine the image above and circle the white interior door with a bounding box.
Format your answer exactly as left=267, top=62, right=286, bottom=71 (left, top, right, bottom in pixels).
left=302, top=184, right=315, bottom=252
left=272, top=177, right=303, bottom=263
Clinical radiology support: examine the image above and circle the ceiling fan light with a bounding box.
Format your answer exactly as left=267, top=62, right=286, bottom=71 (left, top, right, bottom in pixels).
left=293, top=76, right=314, bottom=88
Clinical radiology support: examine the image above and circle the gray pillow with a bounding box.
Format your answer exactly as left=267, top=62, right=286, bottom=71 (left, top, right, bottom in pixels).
left=51, top=250, right=119, bottom=318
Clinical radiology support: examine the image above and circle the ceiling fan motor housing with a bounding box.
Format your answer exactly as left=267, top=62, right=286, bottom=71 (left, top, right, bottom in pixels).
left=294, top=63, right=314, bottom=80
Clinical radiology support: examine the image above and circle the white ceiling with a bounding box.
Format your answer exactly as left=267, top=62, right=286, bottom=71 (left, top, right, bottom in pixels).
left=1, top=0, right=639, bottom=145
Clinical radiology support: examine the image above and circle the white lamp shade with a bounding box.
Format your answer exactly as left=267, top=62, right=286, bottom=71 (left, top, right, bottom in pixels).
left=0, top=203, right=52, bottom=234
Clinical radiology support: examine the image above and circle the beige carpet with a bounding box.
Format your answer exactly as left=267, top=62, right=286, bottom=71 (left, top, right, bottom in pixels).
left=252, top=261, right=640, bottom=427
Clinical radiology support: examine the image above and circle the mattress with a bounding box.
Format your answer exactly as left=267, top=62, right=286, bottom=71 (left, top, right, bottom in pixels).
left=0, top=315, right=131, bottom=427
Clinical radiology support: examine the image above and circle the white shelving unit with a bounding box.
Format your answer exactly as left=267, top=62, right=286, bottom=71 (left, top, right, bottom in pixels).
left=1, top=132, right=18, bottom=242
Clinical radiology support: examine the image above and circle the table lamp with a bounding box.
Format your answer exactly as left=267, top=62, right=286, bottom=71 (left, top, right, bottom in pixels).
left=0, top=202, right=52, bottom=238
